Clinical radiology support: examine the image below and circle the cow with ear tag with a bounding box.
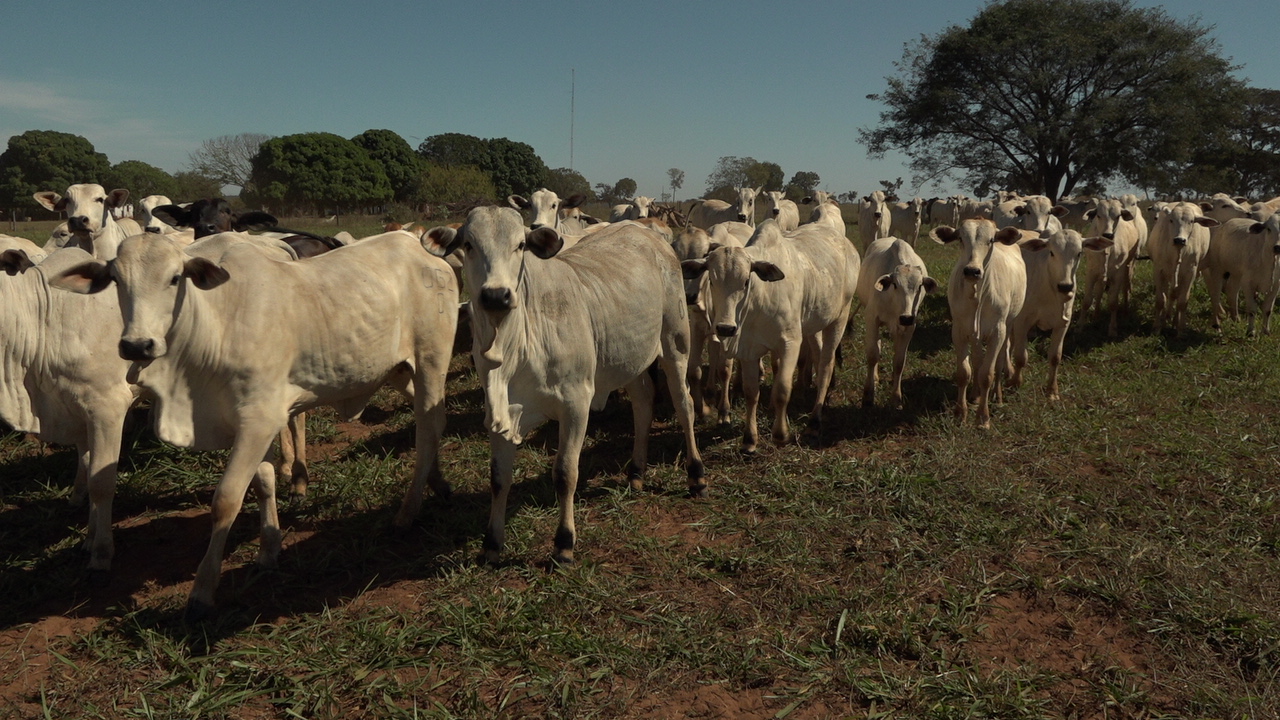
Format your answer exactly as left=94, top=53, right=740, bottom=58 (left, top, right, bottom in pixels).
left=856, top=237, right=937, bottom=408
left=932, top=219, right=1027, bottom=428
left=423, top=206, right=706, bottom=566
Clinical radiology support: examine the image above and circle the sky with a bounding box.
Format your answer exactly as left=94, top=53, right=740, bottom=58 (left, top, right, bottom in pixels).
left=2, top=0, right=1278, bottom=201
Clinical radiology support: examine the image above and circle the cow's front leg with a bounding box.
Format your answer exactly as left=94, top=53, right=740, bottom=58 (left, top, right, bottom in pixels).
left=552, top=397, right=591, bottom=564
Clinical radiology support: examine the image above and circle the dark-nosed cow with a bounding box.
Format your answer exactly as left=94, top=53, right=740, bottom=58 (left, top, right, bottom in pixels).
left=1011, top=229, right=1112, bottom=399
left=609, top=195, right=655, bottom=223
left=423, top=207, right=705, bottom=565
left=50, top=231, right=459, bottom=619
left=858, top=191, right=892, bottom=249
left=887, top=197, right=925, bottom=246
left=688, top=186, right=762, bottom=229
left=34, top=184, right=131, bottom=260
left=1148, top=202, right=1217, bottom=336
left=932, top=220, right=1027, bottom=428
left=856, top=237, right=936, bottom=407
left=508, top=189, right=596, bottom=234
left=1079, top=198, right=1141, bottom=337
left=763, top=191, right=800, bottom=232
left=1204, top=214, right=1280, bottom=335
left=682, top=220, right=859, bottom=451
left=673, top=224, right=745, bottom=424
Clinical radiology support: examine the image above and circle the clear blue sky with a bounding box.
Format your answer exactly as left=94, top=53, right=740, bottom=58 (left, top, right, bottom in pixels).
left=2, top=1, right=1276, bottom=200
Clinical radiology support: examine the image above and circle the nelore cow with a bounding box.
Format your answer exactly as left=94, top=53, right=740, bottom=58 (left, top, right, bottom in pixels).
left=50, top=231, right=459, bottom=619
left=1204, top=214, right=1280, bottom=336
left=1079, top=198, right=1141, bottom=337
left=932, top=220, right=1026, bottom=428
left=689, top=186, right=761, bottom=229
left=1148, top=202, right=1217, bottom=336
left=423, top=207, right=706, bottom=565
left=34, top=184, right=131, bottom=260
left=762, top=191, right=800, bottom=232
left=856, top=237, right=936, bottom=407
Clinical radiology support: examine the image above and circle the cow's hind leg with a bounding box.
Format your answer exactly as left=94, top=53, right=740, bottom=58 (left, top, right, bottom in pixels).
left=624, top=372, right=655, bottom=490
left=552, top=398, right=591, bottom=564
left=395, top=362, right=451, bottom=527
left=279, top=412, right=309, bottom=497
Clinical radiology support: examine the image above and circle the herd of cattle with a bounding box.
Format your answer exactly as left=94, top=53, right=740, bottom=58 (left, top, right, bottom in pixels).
left=3, top=180, right=1279, bottom=620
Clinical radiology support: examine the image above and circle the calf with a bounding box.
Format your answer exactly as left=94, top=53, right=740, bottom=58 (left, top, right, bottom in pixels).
left=51, top=231, right=459, bottom=618
left=932, top=220, right=1026, bottom=428
left=1011, top=229, right=1112, bottom=399
left=423, top=208, right=705, bottom=564
left=856, top=237, right=937, bottom=407
left=1203, top=214, right=1280, bottom=336
left=682, top=220, right=859, bottom=451
left=1148, top=202, right=1217, bottom=335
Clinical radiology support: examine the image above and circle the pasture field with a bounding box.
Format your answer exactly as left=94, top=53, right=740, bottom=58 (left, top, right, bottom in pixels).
left=2, top=215, right=1279, bottom=719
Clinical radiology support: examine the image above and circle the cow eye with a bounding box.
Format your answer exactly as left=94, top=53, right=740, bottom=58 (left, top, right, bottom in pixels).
left=96, top=197, right=105, bottom=203
left=462, top=240, right=472, bottom=251
left=170, top=274, right=181, bottom=286
left=516, top=241, right=526, bottom=252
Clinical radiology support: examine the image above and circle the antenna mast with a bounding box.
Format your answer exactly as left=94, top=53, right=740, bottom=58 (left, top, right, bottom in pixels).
left=570, top=68, right=576, bottom=171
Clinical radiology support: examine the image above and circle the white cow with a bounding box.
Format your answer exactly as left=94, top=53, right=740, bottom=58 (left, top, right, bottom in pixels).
left=609, top=195, right=654, bottom=222
left=508, top=189, right=596, bottom=233
left=50, top=231, right=459, bottom=619
left=856, top=237, right=937, bottom=407
left=1204, top=214, right=1280, bottom=335
left=672, top=224, right=744, bottom=423
left=1119, top=194, right=1149, bottom=257
left=1079, top=198, right=1141, bottom=337
left=762, top=191, right=800, bottom=232
left=996, top=195, right=1067, bottom=238
left=801, top=197, right=846, bottom=236
left=1011, top=229, right=1112, bottom=400
left=681, top=220, right=860, bottom=452
left=932, top=220, right=1027, bottom=428
left=34, top=184, right=130, bottom=260
left=137, top=195, right=178, bottom=233
left=688, top=186, right=761, bottom=229
left=886, top=197, right=924, bottom=246
left=0, top=241, right=134, bottom=574
left=1148, top=202, right=1217, bottom=336
left=858, top=191, right=892, bottom=249
left=423, top=207, right=705, bottom=565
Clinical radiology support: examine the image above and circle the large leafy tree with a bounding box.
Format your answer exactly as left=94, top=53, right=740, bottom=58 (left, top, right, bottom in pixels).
left=250, top=132, right=391, bottom=214
left=351, top=129, right=422, bottom=202
left=860, top=0, right=1241, bottom=200
left=170, top=170, right=224, bottom=202
left=0, top=130, right=111, bottom=210
left=704, top=156, right=783, bottom=200
left=785, top=171, right=820, bottom=200
left=186, top=133, right=271, bottom=189
left=1151, top=87, right=1280, bottom=198
left=103, top=160, right=177, bottom=199
left=544, top=167, right=593, bottom=200
left=418, top=133, right=548, bottom=198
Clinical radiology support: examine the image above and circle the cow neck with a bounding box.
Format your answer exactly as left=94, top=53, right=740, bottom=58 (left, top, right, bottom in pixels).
left=474, top=250, right=531, bottom=369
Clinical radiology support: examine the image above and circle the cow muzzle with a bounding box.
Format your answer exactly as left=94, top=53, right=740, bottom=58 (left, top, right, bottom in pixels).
left=898, top=315, right=915, bottom=327
left=963, top=266, right=982, bottom=279
left=196, top=224, right=220, bottom=238
left=715, top=323, right=738, bottom=338
left=771, top=209, right=780, bottom=217
left=68, top=216, right=91, bottom=232
left=1057, top=282, right=1075, bottom=294
left=1173, top=237, right=1187, bottom=247
left=736, top=214, right=747, bottom=222
left=479, top=286, right=515, bottom=312
left=119, top=337, right=160, bottom=361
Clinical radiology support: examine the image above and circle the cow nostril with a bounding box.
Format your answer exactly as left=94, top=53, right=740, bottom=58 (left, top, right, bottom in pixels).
left=963, top=266, right=982, bottom=278
left=1102, top=233, right=1114, bottom=240
left=118, top=338, right=156, bottom=361
left=1174, top=237, right=1187, bottom=246
left=715, top=324, right=737, bottom=338
left=479, top=287, right=514, bottom=311
left=1273, top=246, right=1280, bottom=255
left=1058, top=282, right=1075, bottom=293
left=898, top=315, right=915, bottom=327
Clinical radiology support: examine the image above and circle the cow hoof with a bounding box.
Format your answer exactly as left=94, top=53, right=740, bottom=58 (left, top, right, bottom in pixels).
left=688, top=483, right=709, bottom=499
left=551, top=550, right=576, bottom=566
left=184, top=599, right=216, bottom=625
left=629, top=478, right=645, bottom=492
left=68, top=490, right=88, bottom=508
left=480, top=549, right=502, bottom=566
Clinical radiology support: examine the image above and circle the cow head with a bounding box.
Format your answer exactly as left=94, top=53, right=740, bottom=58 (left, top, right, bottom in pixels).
left=35, top=184, right=129, bottom=235
left=735, top=186, right=762, bottom=224
left=1152, top=201, right=1217, bottom=248
left=508, top=189, right=587, bottom=232
left=633, top=196, right=654, bottom=218
left=763, top=190, right=787, bottom=218
left=46, top=235, right=229, bottom=361
left=1013, top=196, right=1068, bottom=236
left=137, top=195, right=176, bottom=233
left=932, top=219, right=1021, bottom=282
left=1024, top=229, right=1111, bottom=298
left=425, top=206, right=561, bottom=314
left=151, top=198, right=278, bottom=239
left=874, top=263, right=937, bottom=327
left=1083, top=198, right=1135, bottom=241
left=1248, top=213, right=1280, bottom=255
left=680, top=245, right=783, bottom=340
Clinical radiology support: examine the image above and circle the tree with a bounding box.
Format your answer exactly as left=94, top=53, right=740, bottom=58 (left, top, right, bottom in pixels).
left=784, top=171, right=820, bottom=200
left=411, top=162, right=495, bottom=218
left=613, top=178, right=637, bottom=201
left=878, top=177, right=905, bottom=198
left=418, top=132, right=489, bottom=168
left=745, top=161, right=783, bottom=192
left=170, top=171, right=224, bottom=202
left=103, top=160, right=177, bottom=199
left=704, top=156, right=783, bottom=199
left=594, top=183, right=618, bottom=205
left=250, top=132, right=392, bottom=214
left=860, top=0, right=1241, bottom=200
left=186, top=133, right=271, bottom=189
left=544, top=167, right=593, bottom=200
left=667, top=168, right=685, bottom=200
left=351, top=129, right=422, bottom=202
left=0, top=130, right=110, bottom=211
left=1148, top=87, right=1280, bottom=197
left=418, top=133, right=549, bottom=198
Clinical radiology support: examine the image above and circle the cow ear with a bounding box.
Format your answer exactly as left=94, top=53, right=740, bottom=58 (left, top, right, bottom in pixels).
left=526, top=226, right=563, bottom=259
left=423, top=226, right=462, bottom=257
left=930, top=226, right=958, bottom=244
left=750, top=261, right=784, bottom=281
left=801, top=196, right=813, bottom=205
left=48, top=260, right=114, bottom=294
left=1196, top=216, right=1220, bottom=228
left=1199, top=202, right=1214, bottom=212
left=563, top=194, right=586, bottom=209
left=994, top=226, right=1022, bottom=245
left=706, top=242, right=723, bottom=254
left=874, top=274, right=895, bottom=291
left=1021, top=238, right=1049, bottom=252
left=1084, top=209, right=1096, bottom=221
left=150, top=205, right=190, bottom=228
left=1082, top=237, right=1112, bottom=252
left=232, top=211, right=278, bottom=231
left=34, top=192, right=66, bottom=213
left=0, top=249, right=35, bottom=275
left=1250, top=222, right=1266, bottom=234
left=1120, top=210, right=1134, bottom=221
left=1013, top=204, right=1027, bottom=216
left=922, top=277, right=938, bottom=293
left=507, top=195, right=530, bottom=210
left=183, top=257, right=230, bottom=290
left=1051, top=205, right=1068, bottom=217
left=107, top=188, right=129, bottom=208
left=681, top=259, right=708, bottom=279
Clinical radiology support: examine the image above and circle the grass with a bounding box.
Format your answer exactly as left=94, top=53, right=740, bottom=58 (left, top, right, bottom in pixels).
left=1, top=214, right=1279, bottom=718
